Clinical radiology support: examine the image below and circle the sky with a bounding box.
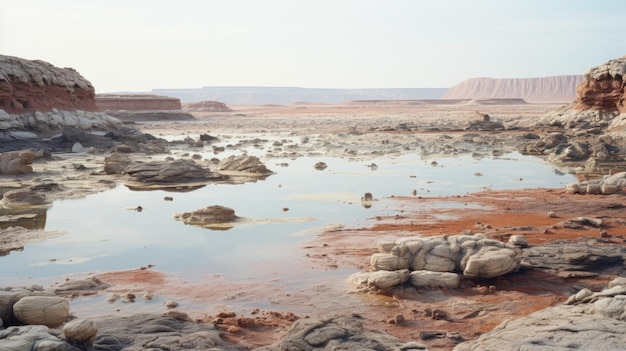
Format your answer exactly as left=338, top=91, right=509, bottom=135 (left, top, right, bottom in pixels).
left=1, top=0, right=625, bottom=93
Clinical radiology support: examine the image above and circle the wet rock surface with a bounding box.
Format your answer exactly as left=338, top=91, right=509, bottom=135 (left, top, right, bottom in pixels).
left=454, top=278, right=626, bottom=351
left=256, top=315, right=427, bottom=351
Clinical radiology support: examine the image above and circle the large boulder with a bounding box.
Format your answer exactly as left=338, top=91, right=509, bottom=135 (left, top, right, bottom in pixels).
left=125, top=159, right=223, bottom=184
left=352, top=234, right=522, bottom=290
left=219, top=155, right=271, bottom=174
left=63, top=319, right=98, bottom=345
left=12, top=296, right=69, bottom=327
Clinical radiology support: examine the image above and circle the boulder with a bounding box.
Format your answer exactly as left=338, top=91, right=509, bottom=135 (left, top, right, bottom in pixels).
left=125, top=159, right=222, bottom=184
left=63, top=319, right=98, bottom=345
left=363, top=234, right=522, bottom=289
left=103, top=152, right=131, bottom=175
left=173, top=205, right=238, bottom=228
left=0, top=150, right=37, bottom=174
left=218, top=155, right=271, bottom=174
left=12, top=296, right=69, bottom=327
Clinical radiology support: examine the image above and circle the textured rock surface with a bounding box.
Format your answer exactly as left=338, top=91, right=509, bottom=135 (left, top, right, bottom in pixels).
left=350, top=234, right=522, bottom=290
left=219, top=155, right=271, bottom=174
left=522, top=240, right=626, bottom=277
left=453, top=278, right=626, bottom=350
left=256, top=315, right=427, bottom=351
left=576, top=55, right=626, bottom=113
left=93, top=313, right=245, bottom=351
left=0, top=54, right=96, bottom=113
left=0, top=150, right=38, bottom=174
left=125, top=159, right=222, bottom=184
left=173, top=205, right=238, bottom=227
left=12, top=296, right=69, bottom=327
left=63, top=319, right=98, bottom=345
left=443, top=75, right=584, bottom=102
left=565, top=171, right=626, bottom=195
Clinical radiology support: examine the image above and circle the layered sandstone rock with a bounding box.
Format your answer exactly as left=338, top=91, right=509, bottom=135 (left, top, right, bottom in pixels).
left=576, top=55, right=626, bottom=113
left=443, top=75, right=584, bottom=102
left=0, top=54, right=96, bottom=113
left=96, top=94, right=181, bottom=111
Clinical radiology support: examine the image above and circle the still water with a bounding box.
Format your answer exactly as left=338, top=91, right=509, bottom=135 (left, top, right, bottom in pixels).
left=0, top=152, right=574, bottom=283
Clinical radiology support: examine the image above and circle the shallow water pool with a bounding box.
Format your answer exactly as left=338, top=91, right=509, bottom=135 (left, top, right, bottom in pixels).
left=0, top=152, right=575, bottom=283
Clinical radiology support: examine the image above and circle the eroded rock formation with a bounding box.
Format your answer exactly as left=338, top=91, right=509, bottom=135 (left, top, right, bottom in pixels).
left=0, top=55, right=97, bottom=114
left=349, top=233, right=522, bottom=291
left=183, top=100, right=233, bottom=112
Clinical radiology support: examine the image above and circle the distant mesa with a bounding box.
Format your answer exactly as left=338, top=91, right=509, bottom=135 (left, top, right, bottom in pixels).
left=95, top=94, right=181, bottom=111
left=95, top=94, right=194, bottom=121
left=182, top=100, right=233, bottom=112
left=0, top=54, right=97, bottom=113
left=151, top=87, right=448, bottom=105
left=443, top=75, right=584, bottom=102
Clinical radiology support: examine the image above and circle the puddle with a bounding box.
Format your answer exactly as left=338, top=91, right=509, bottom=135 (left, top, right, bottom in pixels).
left=0, top=152, right=575, bottom=285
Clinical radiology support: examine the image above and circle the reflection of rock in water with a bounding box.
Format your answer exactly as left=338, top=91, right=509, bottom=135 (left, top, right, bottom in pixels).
left=0, top=207, right=47, bottom=230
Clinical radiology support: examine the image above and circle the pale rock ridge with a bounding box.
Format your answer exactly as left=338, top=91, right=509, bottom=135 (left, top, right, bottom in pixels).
left=443, top=75, right=584, bottom=102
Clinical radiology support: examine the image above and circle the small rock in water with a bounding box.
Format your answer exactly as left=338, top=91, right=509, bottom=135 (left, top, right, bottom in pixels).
left=314, top=161, right=328, bottom=170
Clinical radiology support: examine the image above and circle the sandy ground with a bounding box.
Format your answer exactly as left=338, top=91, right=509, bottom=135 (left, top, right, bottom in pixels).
left=6, top=101, right=625, bottom=350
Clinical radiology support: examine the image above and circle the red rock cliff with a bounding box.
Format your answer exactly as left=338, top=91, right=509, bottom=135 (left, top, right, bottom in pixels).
left=95, top=94, right=182, bottom=111
left=575, top=55, right=626, bottom=113
left=0, top=55, right=97, bottom=114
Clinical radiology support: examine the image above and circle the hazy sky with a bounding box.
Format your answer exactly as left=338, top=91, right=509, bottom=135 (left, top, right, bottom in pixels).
left=1, top=0, right=624, bottom=93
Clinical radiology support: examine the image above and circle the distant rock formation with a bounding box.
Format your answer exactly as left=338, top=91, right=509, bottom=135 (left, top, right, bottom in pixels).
left=183, top=100, right=232, bottom=112
left=443, top=75, right=584, bottom=102
left=96, top=94, right=182, bottom=111
left=95, top=94, right=194, bottom=121
left=0, top=54, right=97, bottom=113
left=151, top=87, right=449, bottom=104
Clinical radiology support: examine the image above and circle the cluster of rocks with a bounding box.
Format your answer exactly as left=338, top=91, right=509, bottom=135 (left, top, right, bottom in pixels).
left=565, top=171, right=626, bottom=194
left=349, top=233, right=523, bottom=291
left=519, top=131, right=622, bottom=166
left=454, top=278, right=626, bottom=350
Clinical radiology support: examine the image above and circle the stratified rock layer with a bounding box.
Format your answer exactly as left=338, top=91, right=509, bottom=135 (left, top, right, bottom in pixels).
left=0, top=54, right=96, bottom=113
left=576, top=55, right=626, bottom=113
left=443, top=75, right=584, bottom=102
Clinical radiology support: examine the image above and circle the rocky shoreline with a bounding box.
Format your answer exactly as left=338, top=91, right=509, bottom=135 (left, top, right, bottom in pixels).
left=1, top=54, right=626, bottom=350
